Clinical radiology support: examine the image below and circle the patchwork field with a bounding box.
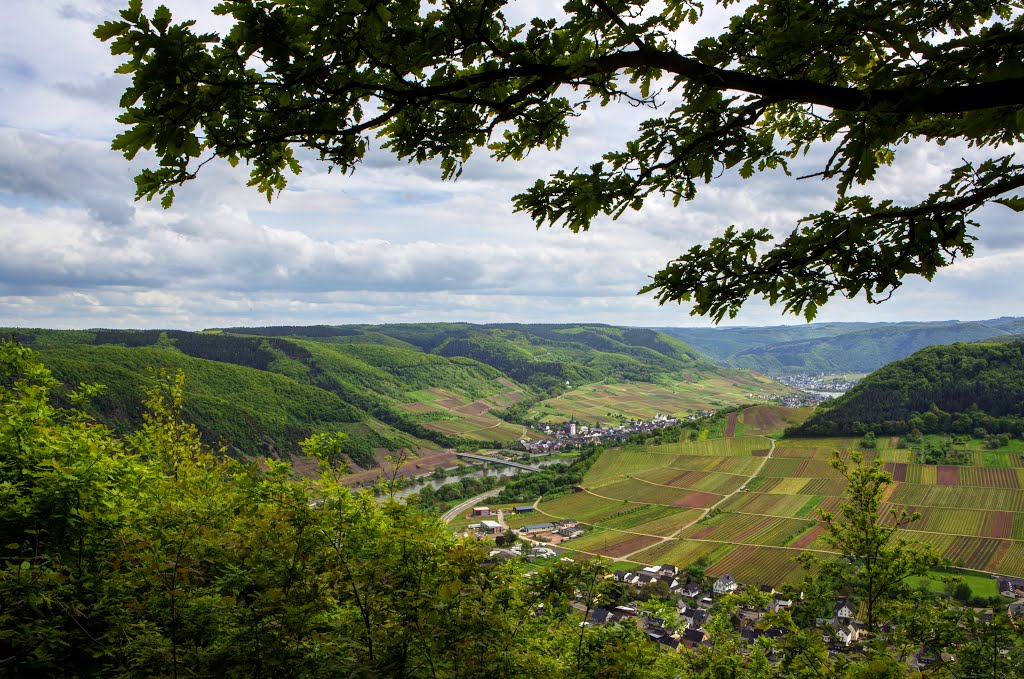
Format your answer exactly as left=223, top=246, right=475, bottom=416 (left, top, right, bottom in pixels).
left=584, top=436, right=767, bottom=486
left=541, top=429, right=1024, bottom=584
left=527, top=373, right=792, bottom=424
left=399, top=387, right=537, bottom=442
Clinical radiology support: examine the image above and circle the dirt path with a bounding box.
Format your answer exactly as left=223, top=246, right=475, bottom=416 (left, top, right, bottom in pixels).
left=692, top=436, right=776, bottom=516
left=615, top=436, right=778, bottom=560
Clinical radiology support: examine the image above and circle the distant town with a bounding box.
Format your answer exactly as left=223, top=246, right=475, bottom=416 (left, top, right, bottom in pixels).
left=774, top=373, right=861, bottom=395
left=520, top=413, right=689, bottom=454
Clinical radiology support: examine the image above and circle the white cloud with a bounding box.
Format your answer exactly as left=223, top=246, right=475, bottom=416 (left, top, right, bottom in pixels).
left=0, top=1, right=1020, bottom=330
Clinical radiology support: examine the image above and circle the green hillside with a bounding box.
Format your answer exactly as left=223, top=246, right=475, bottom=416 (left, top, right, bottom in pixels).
left=656, top=317, right=1024, bottom=374
left=3, top=324, right=723, bottom=464
left=224, top=323, right=714, bottom=391
left=794, top=340, right=1024, bottom=437
left=653, top=322, right=877, bottom=362
left=34, top=344, right=429, bottom=466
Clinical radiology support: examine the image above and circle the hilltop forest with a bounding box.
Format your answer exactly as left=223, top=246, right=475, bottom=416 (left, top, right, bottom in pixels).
left=795, top=340, right=1024, bottom=437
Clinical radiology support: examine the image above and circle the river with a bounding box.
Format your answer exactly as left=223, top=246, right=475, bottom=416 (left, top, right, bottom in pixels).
left=387, top=455, right=567, bottom=502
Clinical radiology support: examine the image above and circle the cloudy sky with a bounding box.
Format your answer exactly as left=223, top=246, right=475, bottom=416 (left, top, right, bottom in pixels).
left=1, top=0, right=1021, bottom=331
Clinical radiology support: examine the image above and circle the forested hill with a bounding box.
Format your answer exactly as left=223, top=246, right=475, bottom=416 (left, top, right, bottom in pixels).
left=218, top=323, right=715, bottom=392
left=655, top=317, right=1024, bottom=374
left=792, top=340, right=1024, bottom=437
left=2, top=324, right=712, bottom=465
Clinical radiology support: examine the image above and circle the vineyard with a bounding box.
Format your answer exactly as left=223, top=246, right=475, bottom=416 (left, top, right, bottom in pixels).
left=704, top=545, right=819, bottom=584
left=594, top=478, right=724, bottom=506
left=740, top=405, right=815, bottom=437
left=630, top=468, right=749, bottom=494
left=564, top=529, right=663, bottom=558
left=888, top=485, right=1024, bottom=512
left=540, top=426, right=1024, bottom=582
left=680, top=514, right=816, bottom=548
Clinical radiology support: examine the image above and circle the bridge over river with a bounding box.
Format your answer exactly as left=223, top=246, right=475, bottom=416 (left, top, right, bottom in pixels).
left=454, top=452, right=541, bottom=472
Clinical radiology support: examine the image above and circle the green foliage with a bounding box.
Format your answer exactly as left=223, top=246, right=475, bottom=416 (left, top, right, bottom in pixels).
left=11, top=324, right=720, bottom=461
left=795, top=340, right=1024, bottom=437
left=299, top=430, right=349, bottom=478
left=495, top=447, right=602, bottom=503
left=36, top=343, right=371, bottom=461
left=803, top=450, right=942, bottom=633
left=7, top=343, right=1024, bottom=676
left=416, top=474, right=501, bottom=508
left=912, top=437, right=972, bottom=465
left=99, top=3, right=1024, bottom=320
left=2, top=342, right=690, bottom=677
left=214, top=323, right=710, bottom=395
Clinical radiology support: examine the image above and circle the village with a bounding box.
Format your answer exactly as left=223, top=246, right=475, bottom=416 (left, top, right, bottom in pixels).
left=773, top=373, right=861, bottom=397
left=518, top=413, right=694, bottom=455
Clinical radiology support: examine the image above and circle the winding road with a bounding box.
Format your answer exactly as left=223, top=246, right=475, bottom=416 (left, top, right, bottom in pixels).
left=440, top=489, right=501, bottom=523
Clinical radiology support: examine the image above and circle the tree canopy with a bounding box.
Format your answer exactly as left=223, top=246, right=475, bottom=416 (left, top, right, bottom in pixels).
left=97, top=0, right=1024, bottom=320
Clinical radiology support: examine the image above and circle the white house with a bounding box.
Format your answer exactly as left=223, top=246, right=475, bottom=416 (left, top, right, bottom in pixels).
left=713, top=574, right=738, bottom=595
left=836, top=623, right=859, bottom=646
left=834, top=600, right=855, bottom=620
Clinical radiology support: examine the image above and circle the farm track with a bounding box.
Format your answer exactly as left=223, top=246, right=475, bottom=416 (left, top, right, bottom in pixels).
left=667, top=437, right=778, bottom=539
left=576, top=488, right=685, bottom=509
left=615, top=436, right=780, bottom=561
left=636, top=466, right=759, bottom=479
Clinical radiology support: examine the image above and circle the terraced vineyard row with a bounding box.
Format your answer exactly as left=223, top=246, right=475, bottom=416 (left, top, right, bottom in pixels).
left=630, top=540, right=725, bottom=568
left=596, top=504, right=703, bottom=535
left=636, top=436, right=768, bottom=457
left=566, top=529, right=663, bottom=558
left=631, top=468, right=748, bottom=494
left=585, top=449, right=674, bottom=485
left=704, top=544, right=819, bottom=585
left=888, top=484, right=1024, bottom=512
left=538, top=490, right=644, bottom=523
left=880, top=504, right=1019, bottom=539
left=718, top=492, right=816, bottom=517
left=594, top=478, right=724, bottom=507
left=758, top=458, right=847, bottom=478
left=680, top=514, right=816, bottom=548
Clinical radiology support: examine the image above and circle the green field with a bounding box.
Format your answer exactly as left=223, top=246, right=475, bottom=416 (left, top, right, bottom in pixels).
left=906, top=570, right=1000, bottom=598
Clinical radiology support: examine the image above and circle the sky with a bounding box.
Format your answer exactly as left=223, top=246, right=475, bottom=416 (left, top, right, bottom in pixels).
left=1, top=0, right=1021, bottom=331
